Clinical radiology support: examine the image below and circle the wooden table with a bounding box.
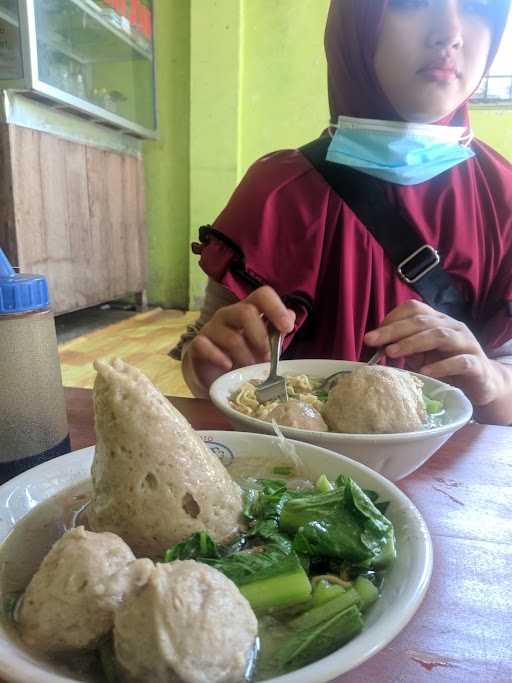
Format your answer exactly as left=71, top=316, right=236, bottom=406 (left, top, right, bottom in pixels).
left=64, top=387, right=512, bottom=683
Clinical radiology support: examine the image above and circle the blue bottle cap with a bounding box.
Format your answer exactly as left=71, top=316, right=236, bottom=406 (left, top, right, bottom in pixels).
left=0, top=249, right=49, bottom=314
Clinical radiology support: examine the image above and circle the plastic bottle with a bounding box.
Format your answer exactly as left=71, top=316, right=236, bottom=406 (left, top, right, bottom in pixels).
left=0, top=249, right=70, bottom=483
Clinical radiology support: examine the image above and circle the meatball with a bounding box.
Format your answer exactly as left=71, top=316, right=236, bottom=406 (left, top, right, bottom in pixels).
left=114, top=560, right=258, bottom=683
left=89, top=359, right=243, bottom=557
left=99, top=557, right=154, bottom=612
left=19, top=527, right=135, bottom=654
left=323, top=365, right=427, bottom=434
left=266, top=399, right=328, bottom=431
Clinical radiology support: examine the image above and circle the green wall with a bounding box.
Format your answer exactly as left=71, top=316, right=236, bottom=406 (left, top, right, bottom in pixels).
left=239, top=0, right=329, bottom=172
left=144, top=0, right=190, bottom=309
left=188, top=0, right=242, bottom=310
left=144, top=1, right=512, bottom=311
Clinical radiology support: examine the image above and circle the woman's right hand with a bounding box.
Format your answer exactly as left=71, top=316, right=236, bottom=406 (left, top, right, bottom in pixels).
left=183, top=286, right=296, bottom=397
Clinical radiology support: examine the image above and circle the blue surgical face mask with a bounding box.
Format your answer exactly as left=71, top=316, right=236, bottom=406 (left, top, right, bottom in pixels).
left=326, top=115, right=475, bottom=186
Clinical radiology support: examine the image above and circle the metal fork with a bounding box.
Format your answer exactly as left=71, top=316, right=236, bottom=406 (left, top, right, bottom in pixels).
left=254, top=328, right=288, bottom=403
left=317, top=347, right=385, bottom=393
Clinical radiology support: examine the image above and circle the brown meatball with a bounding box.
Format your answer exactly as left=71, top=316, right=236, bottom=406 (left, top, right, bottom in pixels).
left=114, top=560, right=258, bottom=683
left=266, top=399, right=328, bottom=431
left=19, top=527, right=136, bottom=654
left=323, top=366, right=427, bottom=434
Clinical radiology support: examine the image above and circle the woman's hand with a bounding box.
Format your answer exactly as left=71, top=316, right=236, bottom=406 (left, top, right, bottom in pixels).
left=183, top=286, right=295, bottom=398
left=363, top=299, right=505, bottom=409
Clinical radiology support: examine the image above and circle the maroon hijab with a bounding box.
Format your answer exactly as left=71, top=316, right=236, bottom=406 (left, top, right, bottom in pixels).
left=324, top=0, right=510, bottom=125
left=196, top=0, right=512, bottom=361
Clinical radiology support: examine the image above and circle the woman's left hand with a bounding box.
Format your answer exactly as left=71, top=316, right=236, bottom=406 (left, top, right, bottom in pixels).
left=364, top=299, right=503, bottom=407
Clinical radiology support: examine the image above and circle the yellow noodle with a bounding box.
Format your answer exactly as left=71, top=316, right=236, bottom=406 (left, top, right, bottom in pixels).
left=229, top=375, right=323, bottom=419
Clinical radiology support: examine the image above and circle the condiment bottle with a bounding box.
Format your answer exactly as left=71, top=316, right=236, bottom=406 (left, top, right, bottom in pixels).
left=0, top=249, right=69, bottom=483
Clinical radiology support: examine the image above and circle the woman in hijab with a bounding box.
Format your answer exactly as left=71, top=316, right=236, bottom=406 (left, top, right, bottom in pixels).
left=180, top=0, right=512, bottom=425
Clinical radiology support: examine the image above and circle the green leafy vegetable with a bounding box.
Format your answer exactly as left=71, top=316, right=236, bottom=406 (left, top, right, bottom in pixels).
left=342, top=477, right=389, bottom=532
left=205, top=546, right=295, bottom=586
left=363, top=489, right=379, bottom=503
left=279, top=488, right=346, bottom=534
left=353, top=576, right=379, bottom=610
left=280, top=476, right=395, bottom=567
left=424, top=395, right=444, bottom=414
left=244, top=480, right=289, bottom=520
left=289, top=589, right=360, bottom=631
left=315, top=474, right=333, bottom=493
left=243, top=480, right=294, bottom=553
left=370, top=526, right=396, bottom=569
left=242, top=488, right=260, bottom=519
left=206, top=547, right=311, bottom=610
left=276, top=606, right=364, bottom=672
left=239, top=565, right=311, bottom=611
left=293, top=518, right=376, bottom=563
left=164, top=531, right=221, bottom=562
left=249, top=521, right=293, bottom=554
left=362, top=489, right=390, bottom=514
left=311, top=579, right=346, bottom=607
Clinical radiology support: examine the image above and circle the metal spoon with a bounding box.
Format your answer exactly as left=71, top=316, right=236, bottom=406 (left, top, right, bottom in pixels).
left=317, top=348, right=385, bottom=393
left=254, top=328, right=288, bottom=403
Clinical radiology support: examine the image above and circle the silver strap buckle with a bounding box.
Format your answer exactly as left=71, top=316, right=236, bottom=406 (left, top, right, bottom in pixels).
left=397, top=245, right=440, bottom=284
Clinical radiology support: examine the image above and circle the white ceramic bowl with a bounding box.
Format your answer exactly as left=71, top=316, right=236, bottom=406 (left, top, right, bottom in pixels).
left=210, top=359, right=473, bottom=481
left=0, top=432, right=433, bottom=683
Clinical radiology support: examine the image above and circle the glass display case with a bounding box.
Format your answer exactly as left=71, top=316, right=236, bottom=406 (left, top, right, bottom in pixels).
left=0, top=0, right=156, bottom=138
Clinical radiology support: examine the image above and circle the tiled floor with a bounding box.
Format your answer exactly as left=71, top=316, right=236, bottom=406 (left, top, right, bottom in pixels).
left=58, top=307, right=197, bottom=397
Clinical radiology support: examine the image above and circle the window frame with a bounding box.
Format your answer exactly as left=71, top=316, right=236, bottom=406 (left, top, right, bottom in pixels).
left=471, top=16, right=512, bottom=106
left=471, top=75, right=512, bottom=108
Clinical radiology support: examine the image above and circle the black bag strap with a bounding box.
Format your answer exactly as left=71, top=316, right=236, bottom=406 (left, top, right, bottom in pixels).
left=299, top=136, right=475, bottom=328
